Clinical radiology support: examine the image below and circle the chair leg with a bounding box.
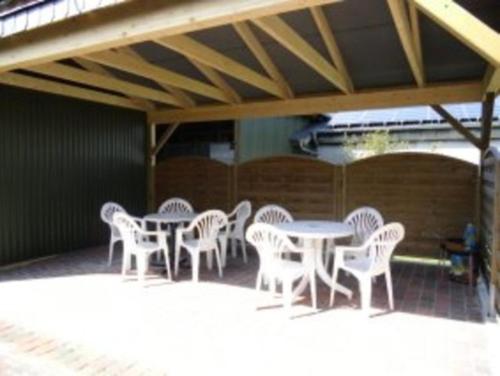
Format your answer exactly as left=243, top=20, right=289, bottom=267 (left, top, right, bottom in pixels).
left=231, top=238, right=237, bottom=258
left=385, top=269, right=394, bottom=310
left=309, top=271, right=317, bottom=310
left=206, top=250, right=213, bottom=270
left=241, top=235, right=248, bottom=264
left=214, top=246, right=223, bottom=278
left=329, top=264, right=339, bottom=307
left=360, top=277, right=372, bottom=316
left=136, top=254, right=148, bottom=285
left=164, top=248, right=172, bottom=281
left=191, top=252, right=200, bottom=282
left=174, top=242, right=181, bottom=277
left=121, top=250, right=130, bottom=278
left=108, top=239, right=116, bottom=266
left=155, top=223, right=162, bottom=263
left=256, top=270, right=263, bottom=291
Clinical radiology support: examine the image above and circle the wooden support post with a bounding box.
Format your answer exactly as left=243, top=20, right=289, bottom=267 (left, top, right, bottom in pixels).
left=431, top=105, right=482, bottom=149
left=147, top=123, right=156, bottom=212
left=480, top=93, right=495, bottom=150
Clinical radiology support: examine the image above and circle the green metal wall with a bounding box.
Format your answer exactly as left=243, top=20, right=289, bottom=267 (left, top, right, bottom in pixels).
left=237, top=116, right=308, bottom=162
left=0, top=86, right=146, bottom=266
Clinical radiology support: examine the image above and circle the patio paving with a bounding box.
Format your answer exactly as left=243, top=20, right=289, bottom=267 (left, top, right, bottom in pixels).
left=0, top=246, right=498, bottom=376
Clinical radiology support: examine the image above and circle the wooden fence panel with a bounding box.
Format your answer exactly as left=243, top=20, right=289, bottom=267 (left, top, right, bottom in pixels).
left=480, top=148, right=500, bottom=314
left=345, top=153, right=477, bottom=258
left=155, top=157, right=232, bottom=212
left=237, top=156, right=339, bottom=219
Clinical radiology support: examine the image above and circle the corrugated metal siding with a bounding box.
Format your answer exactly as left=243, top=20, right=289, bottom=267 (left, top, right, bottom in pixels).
left=237, top=117, right=308, bottom=162
left=0, top=85, right=146, bottom=265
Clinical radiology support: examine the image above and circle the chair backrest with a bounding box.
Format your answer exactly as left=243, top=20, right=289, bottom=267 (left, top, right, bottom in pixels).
left=228, top=200, right=252, bottom=232
left=158, top=197, right=193, bottom=214
left=113, top=212, right=143, bottom=250
left=344, top=207, right=383, bottom=246
left=366, top=223, right=405, bottom=274
left=254, top=205, right=293, bottom=225
left=101, top=202, right=126, bottom=237
left=246, top=223, right=298, bottom=270
left=187, top=210, right=228, bottom=245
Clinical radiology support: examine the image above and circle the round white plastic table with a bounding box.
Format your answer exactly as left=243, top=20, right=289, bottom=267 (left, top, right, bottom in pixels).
left=275, top=220, right=354, bottom=309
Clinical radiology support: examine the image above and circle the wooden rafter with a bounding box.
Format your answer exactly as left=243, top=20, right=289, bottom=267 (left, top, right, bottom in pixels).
left=253, top=15, right=349, bottom=93
left=387, top=0, right=425, bottom=87
left=28, top=62, right=185, bottom=107
left=0, top=0, right=342, bottom=73
left=413, top=0, right=500, bottom=67
left=309, top=6, right=353, bottom=93
left=156, top=35, right=285, bottom=98
left=117, top=46, right=196, bottom=108
left=84, top=50, right=231, bottom=103
left=148, top=81, right=482, bottom=123
left=408, top=1, right=423, bottom=71
left=73, top=57, right=156, bottom=110
left=152, top=123, right=181, bottom=156
left=431, top=104, right=482, bottom=149
left=233, top=21, right=293, bottom=98
left=188, top=59, right=242, bottom=104
left=480, top=93, right=495, bottom=150
left=0, top=72, right=143, bottom=110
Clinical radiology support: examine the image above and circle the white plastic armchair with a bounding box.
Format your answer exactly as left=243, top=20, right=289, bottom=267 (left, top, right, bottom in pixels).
left=158, top=197, right=194, bottom=214
left=113, top=212, right=171, bottom=284
left=246, top=223, right=310, bottom=317
left=175, top=210, right=228, bottom=282
left=224, top=200, right=252, bottom=265
left=254, top=205, right=293, bottom=225
left=326, top=207, right=383, bottom=265
left=101, top=202, right=126, bottom=266
left=330, top=223, right=405, bottom=316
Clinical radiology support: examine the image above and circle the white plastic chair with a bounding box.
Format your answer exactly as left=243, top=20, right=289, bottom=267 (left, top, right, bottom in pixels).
left=224, top=200, right=252, bottom=265
left=158, top=197, right=194, bottom=214
left=326, top=207, right=384, bottom=265
left=246, top=223, right=310, bottom=317
left=175, top=210, right=228, bottom=282
left=254, top=204, right=293, bottom=225
left=113, top=212, right=171, bottom=284
left=329, top=223, right=405, bottom=315
left=101, top=202, right=126, bottom=266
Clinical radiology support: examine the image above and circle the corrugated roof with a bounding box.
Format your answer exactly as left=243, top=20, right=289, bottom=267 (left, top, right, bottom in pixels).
left=328, top=102, right=500, bottom=127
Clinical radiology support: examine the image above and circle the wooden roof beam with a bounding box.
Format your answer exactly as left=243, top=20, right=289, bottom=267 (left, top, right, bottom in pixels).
left=483, top=66, right=500, bottom=95
left=187, top=59, right=242, bottom=104
left=310, top=6, right=354, bottom=93
left=148, top=81, right=482, bottom=123
left=413, top=0, right=500, bottom=67
left=155, top=35, right=285, bottom=98
left=431, top=104, right=482, bottom=149
left=0, top=72, right=143, bottom=111
left=28, top=62, right=185, bottom=107
left=117, top=46, right=196, bottom=108
left=84, top=50, right=231, bottom=103
left=152, top=123, right=181, bottom=156
left=387, top=0, right=425, bottom=87
left=252, top=15, right=349, bottom=93
left=0, top=0, right=342, bottom=73
left=73, top=57, right=156, bottom=110
left=233, top=21, right=294, bottom=98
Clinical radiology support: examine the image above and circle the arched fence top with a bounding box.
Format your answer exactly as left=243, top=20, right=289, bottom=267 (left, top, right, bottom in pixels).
left=237, top=154, right=335, bottom=169
left=155, top=155, right=232, bottom=169
left=346, top=151, right=477, bottom=168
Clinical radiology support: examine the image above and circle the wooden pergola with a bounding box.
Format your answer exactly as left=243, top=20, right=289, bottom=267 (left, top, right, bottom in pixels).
left=0, top=0, right=498, bottom=151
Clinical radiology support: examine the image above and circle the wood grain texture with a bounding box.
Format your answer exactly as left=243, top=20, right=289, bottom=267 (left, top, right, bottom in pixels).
left=154, top=153, right=477, bottom=259
left=346, top=153, right=477, bottom=258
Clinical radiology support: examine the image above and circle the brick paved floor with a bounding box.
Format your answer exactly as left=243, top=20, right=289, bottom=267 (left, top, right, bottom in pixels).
left=0, top=246, right=498, bottom=375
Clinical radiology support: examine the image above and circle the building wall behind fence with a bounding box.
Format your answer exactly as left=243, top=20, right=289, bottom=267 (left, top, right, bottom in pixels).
left=155, top=153, right=477, bottom=258
left=0, top=86, right=146, bottom=266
